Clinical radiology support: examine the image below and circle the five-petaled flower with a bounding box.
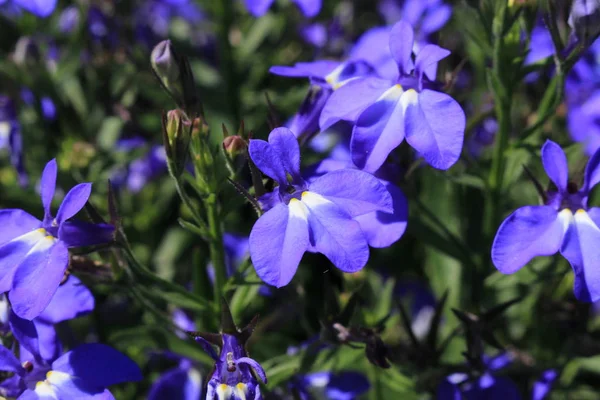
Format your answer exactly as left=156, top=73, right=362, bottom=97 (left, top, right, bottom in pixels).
left=320, top=20, right=465, bottom=172
left=0, top=159, right=114, bottom=320
left=492, top=140, right=600, bottom=302
left=248, top=127, right=393, bottom=287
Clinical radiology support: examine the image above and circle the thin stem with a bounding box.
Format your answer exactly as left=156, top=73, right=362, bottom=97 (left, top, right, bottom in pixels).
left=205, top=193, right=228, bottom=312
left=174, top=177, right=208, bottom=232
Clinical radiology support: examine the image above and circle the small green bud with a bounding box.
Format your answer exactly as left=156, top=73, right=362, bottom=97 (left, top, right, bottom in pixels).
left=151, top=40, right=199, bottom=116
left=162, top=109, right=192, bottom=178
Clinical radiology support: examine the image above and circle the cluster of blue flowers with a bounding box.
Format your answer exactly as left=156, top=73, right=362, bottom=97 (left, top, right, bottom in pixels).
left=2, top=0, right=600, bottom=399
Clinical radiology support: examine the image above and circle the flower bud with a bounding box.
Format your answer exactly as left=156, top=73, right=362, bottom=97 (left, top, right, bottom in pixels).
left=223, top=135, right=247, bottom=159
left=162, top=109, right=192, bottom=178
left=151, top=40, right=199, bottom=116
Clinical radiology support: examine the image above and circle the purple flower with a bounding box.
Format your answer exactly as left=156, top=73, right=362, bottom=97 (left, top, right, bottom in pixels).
left=569, top=0, right=600, bottom=44
left=532, top=369, right=558, bottom=400
left=195, top=332, right=266, bottom=399
left=378, top=0, right=451, bottom=41
left=467, top=118, right=497, bottom=158
left=437, top=353, right=521, bottom=400
left=290, top=371, right=370, bottom=399
left=0, top=159, right=114, bottom=319
left=492, top=140, right=600, bottom=302
left=321, top=20, right=465, bottom=172
left=245, top=0, right=321, bottom=18
left=0, top=95, right=27, bottom=186
left=1, top=0, right=56, bottom=17
left=248, top=127, right=393, bottom=287
left=112, top=141, right=168, bottom=193
left=0, top=343, right=141, bottom=399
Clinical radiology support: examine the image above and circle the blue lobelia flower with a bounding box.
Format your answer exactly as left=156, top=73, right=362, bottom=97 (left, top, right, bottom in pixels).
left=0, top=343, right=141, bottom=399
left=245, top=0, right=321, bottom=18
left=290, top=371, right=370, bottom=400
left=0, top=159, right=114, bottom=320
left=193, top=328, right=267, bottom=399
left=492, top=140, right=600, bottom=302
left=437, top=353, right=521, bottom=400
left=0, top=95, right=27, bottom=186
left=320, top=20, right=465, bottom=172
left=1, top=0, right=56, bottom=17
left=248, top=127, right=393, bottom=287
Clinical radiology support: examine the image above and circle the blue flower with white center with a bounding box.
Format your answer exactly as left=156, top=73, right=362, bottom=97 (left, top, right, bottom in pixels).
left=248, top=127, right=393, bottom=287
left=492, top=140, right=600, bottom=302
left=320, top=20, right=465, bottom=172
left=245, top=0, right=321, bottom=18
left=0, top=343, right=141, bottom=399
left=0, top=159, right=114, bottom=320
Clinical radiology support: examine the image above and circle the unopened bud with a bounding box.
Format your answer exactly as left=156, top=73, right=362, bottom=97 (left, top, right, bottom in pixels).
left=162, top=109, right=193, bottom=178
left=151, top=40, right=199, bottom=116
left=223, top=135, right=247, bottom=158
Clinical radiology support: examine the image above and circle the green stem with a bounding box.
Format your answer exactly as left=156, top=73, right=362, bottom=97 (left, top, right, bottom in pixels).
left=206, top=193, right=228, bottom=312
left=174, top=178, right=208, bottom=233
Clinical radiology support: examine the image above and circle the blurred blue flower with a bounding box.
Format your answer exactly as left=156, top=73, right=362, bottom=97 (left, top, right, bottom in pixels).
left=248, top=127, right=393, bottom=287
left=532, top=369, right=558, bottom=400
left=245, top=0, right=321, bottom=18
left=378, top=0, right=451, bottom=42
left=0, top=159, right=114, bottom=319
left=492, top=140, right=600, bottom=302
left=290, top=371, right=370, bottom=399
left=196, top=331, right=267, bottom=399
left=321, top=20, right=465, bottom=172
left=437, top=353, right=521, bottom=399
left=569, top=0, right=600, bottom=44
left=466, top=118, right=497, bottom=158
left=524, top=19, right=554, bottom=67
left=0, top=343, right=141, bottom=399
left=0, top=95, right=27, bottom=186
left=566, top=38, right=600, bottom=155
left=112, top=141, right=168, bottom=193
left=1, top=0, right=56, bottom=18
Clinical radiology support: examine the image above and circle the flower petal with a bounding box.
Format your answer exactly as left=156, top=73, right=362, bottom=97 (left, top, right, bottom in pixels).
left=0, top=345, right=25, bottom=374
left=351, top=84, right=405, bottom=172
left=40, top=159, right=57, bottom=219
left=269, top=61, right=340, bottom=81
left=354, top=181, right=408, bottom=248
left=38, top=276, right=94, bottom=324
left=268, top=127, right=302, bottom=182
left=0, top=229, right=46, bottom=294
left=58, top=220, right=114, bottom=248
left=237, top=357, right=267, bottom=383
left=250, top=202, right=309, bottom=287
left=541, top=140, right=569, bottom=193
left=33, top=320, right=61, bottom=362
left=583, top=144, right=600, bottom=194
left=403, top=89, right=465, bottom=170
left=13, top=0, right=57, bottom=17
left=248, top=139, right=287, bottom=186
left=319, top=77, right=392, bottom=131
left=9, top=239, right=69, bottom=320
left=420, top=5, right=452, bottom=35
left=52, top=343, right=142, bottom=387
left=532, top=369, right=558, bottom=400
left=148, top=367, right=202, bottom=400
left=55, top=183, right=92, bottom=225
left=292, top=0, right=321, bottom=17
left=560, top=209, right=600, bottom=302
left=389, top=20, right=414, bottom=76
left=301, top=192, right=369, bottom=272
left=309, top=170, right=393, bottom=216
left=0, top=209, right=41, bottom=246
left=9, top=311, right=39, bottom=356
left=491, top=206, right=567, bottom=274
left=326, top=371, right=370, bottom=398
left=414, top=44, right=450, bottom=82
left=245, top=0, right=274, bottom=17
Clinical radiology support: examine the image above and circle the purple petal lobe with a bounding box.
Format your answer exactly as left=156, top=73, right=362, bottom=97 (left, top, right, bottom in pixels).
left=561, top=209, right=600, bottom=302
left=414, top=44, right=450, bottom=82
left=58, top=220, right=114, bottom=248
left=351, top=84, right=405, bottom=172
left=52, top=343, right=142, bottom=387
left=584, top=145, right=600, bottom=193
left=269, top=61, right=340, bottom=81
left=301, top=192, right=369, bottom=272
left=245, top=0, right=274, bottom=17
left=354, top=181, right=408, bottom=248
left=0, top=229, right=46, bottom=294
left=492, top=206, right=567, bottom=274
left=0, top=345, right=24, bottom=374
left=268, top=127, right=302, bottom=182
left=41, top=159, right=57, bottom=219
left=148, top=367, right=202, bottom=400
left=421, top=5, right=452, bottom=35
left=292, top=0, right=321, bottom=17
left=541, top=140, right=568, bottom=193
left=10, top=239, right=68, bottom=320
left=236, top=357, right=267, bottom=383
left=39, top=276, right=94, bottom=323
left=403, top=89, right=465, bottom=170
left=319, top=77, right=392, bottom=131
left=309, top=170, right=393, bottom=216
left=250, top=202, right=309, bottom=287
left=0, top=209, right=41, bottom=246
left=55, top=183, right=92, bottom=224
left=248, top=139, right=287, bottom=186
left=14, top=0, right=57, bottom=17
left=9, top=311, right=39, bottom=356
left=389, top=20, right=415, bottom=75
